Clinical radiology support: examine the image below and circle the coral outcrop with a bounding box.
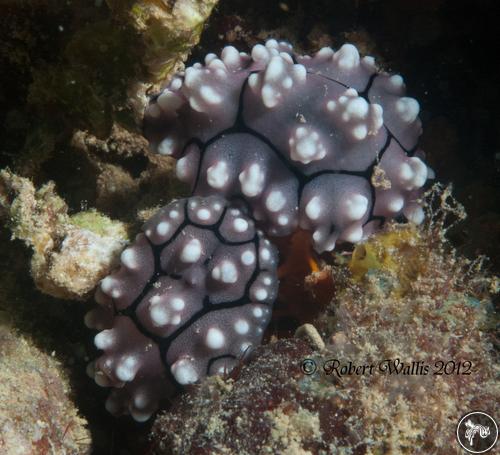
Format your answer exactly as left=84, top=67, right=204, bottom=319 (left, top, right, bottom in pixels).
left=0, top=323, right=91, bottom=454
left=0, top=169, right=128, bottom=300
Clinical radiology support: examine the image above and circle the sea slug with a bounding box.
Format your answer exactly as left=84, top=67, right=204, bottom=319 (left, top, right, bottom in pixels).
left=87, top=39, right=432, bottom=420
left=85, top=195, right=278, bottom=421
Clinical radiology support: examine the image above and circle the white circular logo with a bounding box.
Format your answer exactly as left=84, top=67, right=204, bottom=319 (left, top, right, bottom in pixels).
left=456, top=411, right=498, bottom=453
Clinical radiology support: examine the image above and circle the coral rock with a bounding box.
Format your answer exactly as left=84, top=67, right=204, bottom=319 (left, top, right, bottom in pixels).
left=0, top=323, right=91, bottom=454
left=0, top=170, right=128, bottom=300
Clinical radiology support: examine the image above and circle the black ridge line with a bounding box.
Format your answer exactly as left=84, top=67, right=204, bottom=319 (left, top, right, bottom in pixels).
left=358, top=73, right=378, bottom=99
left=187, top=137, right=207, bottom=197
left=407, top=143, right=419, bottom=157
left=185, top=203, right=256, bottom=247
left=362, top=131, right=392, bottom=227
left=385, top=125, right=418, bottom=156
left=228, top=193, right=254, bottom=217
left=307, top=71, right=350, bottom=89
left=206, top=354, right=238, bottom=375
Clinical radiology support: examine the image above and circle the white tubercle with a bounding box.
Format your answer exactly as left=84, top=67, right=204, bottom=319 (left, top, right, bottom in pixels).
left=120, top=248, right=138, bottom=269
left=100, top=276, right=118, bottom=295
left=260, top=248, right=271, bottom=261
left=398, top=157, right=428, bottom=191
left=334, top=44, right=360, bottom=70
left=171, top=297, right=185, bottom=311
left=115, top=356, right=138, bottom=382
left=265, top=190, right=286, bottom=212
left=340, top=224, right=364, bottom=243
left=95, top=370, right=112, bottom=387
left=404, top=204, right=425, bottom=225
left=305, top=196, right=322, bottom=220
left=199, top=85, right=222, bottom=105
left=171, top=78, right=182, bottom=91
left=378, top=190, right=405, bottom=214
left=251, top=44, right=270, bottom=62
left=171, top=358, right=199, bottom=385
left=233, top=217, right=249, bottom=232
left=156, top=221, right=170, bottom=236
left=239, top=163, right=265, bottom=197
left=196, top=208, right=211, bottom=221
left=234, top=319, right=250, bottom=335
left=387, top=75, right=405, bottom=95
left=253, top=307, right=263, bottom=318
left=221, top=45, right=242, bottom=69
left=130, top=408, right=153, bottom=423
left=241, top=250, right=255, bottom=266
left=254, top=288, right=268, bottom=301
left=157, top=90, right=184, bottom=113
left=207, top=161, right=229, bottom=189
left=94, top=329, right=115, bottom=350
left=212, top=260, right=238, bottom=283
left=256, top=54, right=306, bottom=108
left=180, top=238, right=202, bottom=263
left=316, top=46, right=334, bottom=60
left=150, top=304, right=170, bottom=326
left=176, top=156, right=191, bottom=182
left=262, top=276, right=272, bottom=285
left=278, top=214, right=289, bottom=226
left=182, top=61, right=231, bottom=113
left=206, top=327, right=225, bottom=349
left=252, top=307, right=264, bottom=318
left=327, top=88, right=384, bottom=141
left=395, top=97, right=420, bottom=123
left=204, top=53, right=217, bottom=65
left=158, top=137, right=176, bottom=156
left=289, top=126, right=327, bottom=164
left=343, top=194, right=369, bottom=220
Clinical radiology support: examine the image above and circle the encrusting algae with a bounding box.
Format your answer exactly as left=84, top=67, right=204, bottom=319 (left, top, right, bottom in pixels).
left=0, top=169, right=128, bottom=300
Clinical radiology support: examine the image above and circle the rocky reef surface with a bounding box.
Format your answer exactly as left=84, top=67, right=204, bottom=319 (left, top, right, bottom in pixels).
left=0, top=0, right=498, bottom=453
left=0, top=322, right=91, bottom=454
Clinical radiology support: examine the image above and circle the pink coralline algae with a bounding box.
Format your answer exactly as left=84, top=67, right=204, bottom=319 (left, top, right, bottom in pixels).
left=88, top=40, right=433, bottom=420
left=144, top=39, right=433, bottom=252
left=85, top=196, right=278, bottom=421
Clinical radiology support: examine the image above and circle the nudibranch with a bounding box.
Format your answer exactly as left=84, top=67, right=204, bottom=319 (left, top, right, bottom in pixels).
left=85, top=196, right=278, bottom=421
left=144, top=39, right=433, bottom=252
left=88, top=39, right=433, bottom=420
